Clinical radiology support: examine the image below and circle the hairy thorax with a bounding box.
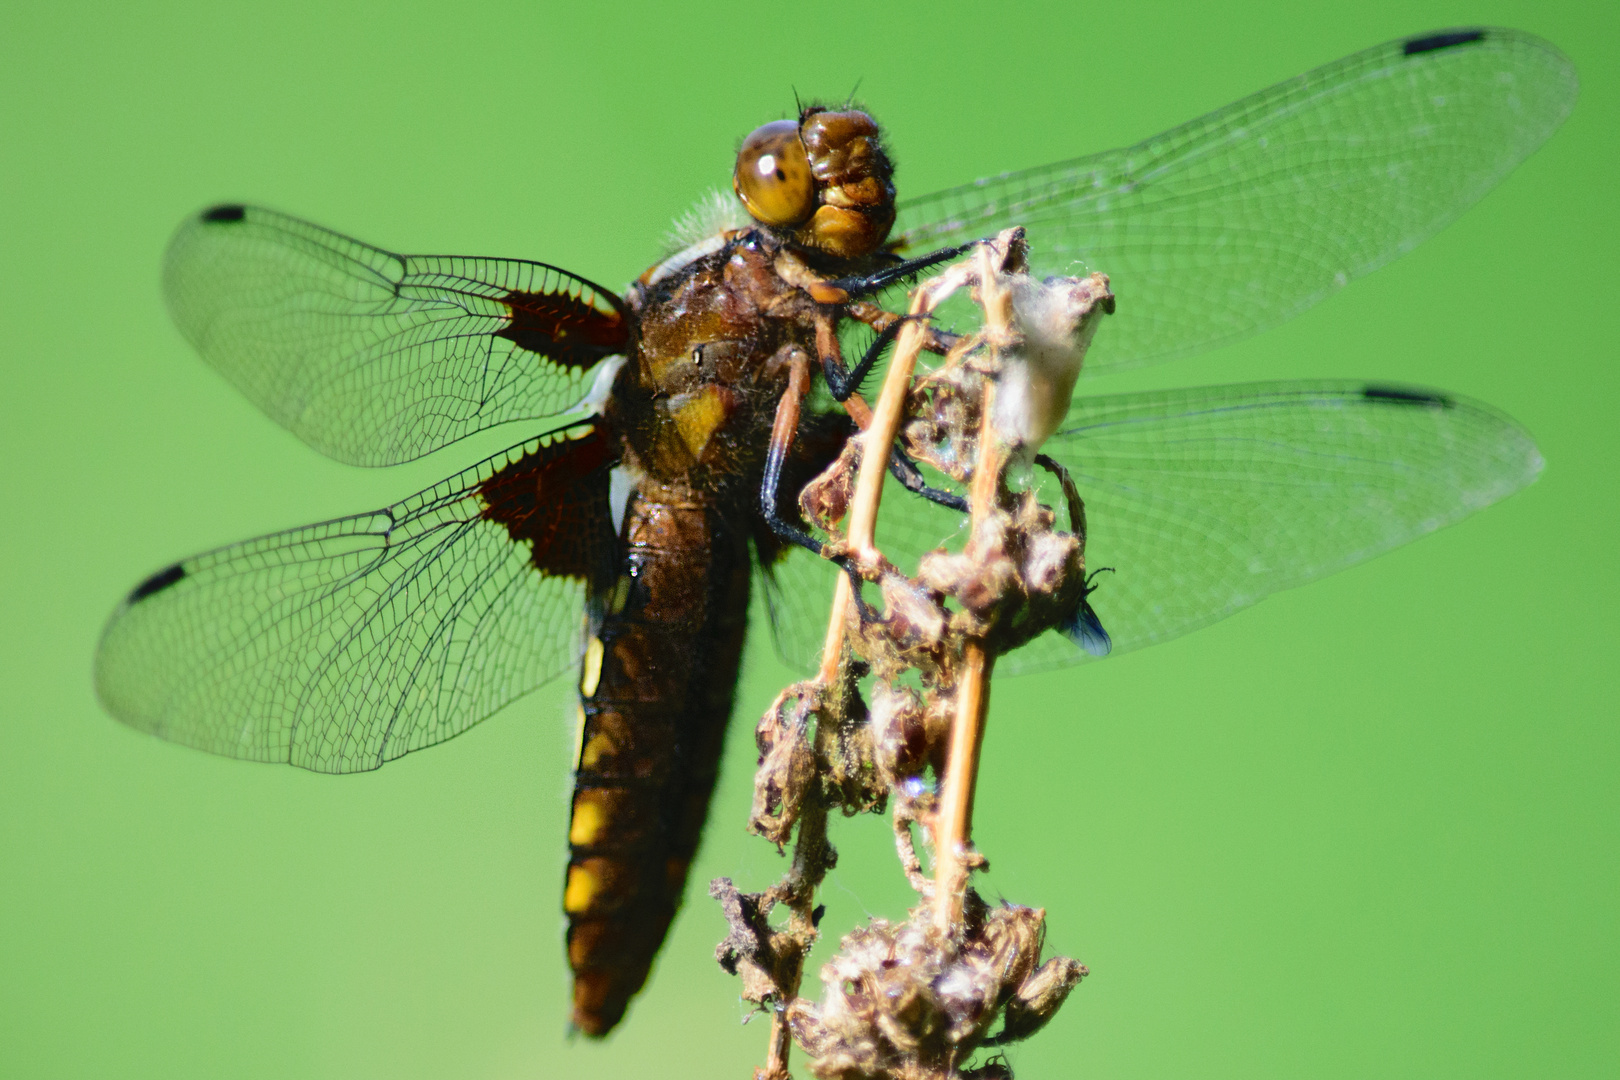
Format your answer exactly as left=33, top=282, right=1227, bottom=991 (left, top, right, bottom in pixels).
left=610, top=231, right=823, bottom=498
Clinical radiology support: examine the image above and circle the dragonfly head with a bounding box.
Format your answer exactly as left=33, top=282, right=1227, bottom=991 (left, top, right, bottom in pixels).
left=732, top=107, right=895, bottom=259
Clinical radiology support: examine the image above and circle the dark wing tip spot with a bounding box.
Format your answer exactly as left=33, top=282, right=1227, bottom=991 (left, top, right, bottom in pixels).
left=1403, top=29, right=1487, bottom=56
left=129, top=562, right=186, bottom=602
left=201, top=204, right=247, bottom=223
left=1363, top=385, right=1455, bottom=408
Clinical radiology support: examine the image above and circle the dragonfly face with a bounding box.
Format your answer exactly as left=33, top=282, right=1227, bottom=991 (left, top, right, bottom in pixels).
left=94, top=28, right=1575, bottom=1038
left=732, top=108, right=897, bottom=257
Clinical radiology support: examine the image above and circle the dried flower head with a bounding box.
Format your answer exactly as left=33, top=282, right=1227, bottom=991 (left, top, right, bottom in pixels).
left=787, top=900, right=1086, bottom=1080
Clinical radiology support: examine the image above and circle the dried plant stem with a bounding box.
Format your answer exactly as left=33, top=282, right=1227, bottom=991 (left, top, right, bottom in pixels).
left=815, top=579, right=851, bottom=686
left=932, top=372, right=1002, bottom=933
left=817, top=287, right=936, bottom=684
left=762, top=966, right=796, bottom=1078
left=761, top=791, right=831, bottom=1080
left=846, top=288, right=933, bottom=560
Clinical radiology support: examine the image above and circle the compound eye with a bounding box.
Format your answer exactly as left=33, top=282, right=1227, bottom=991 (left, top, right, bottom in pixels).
left=733, top=119, right=815, bottom=227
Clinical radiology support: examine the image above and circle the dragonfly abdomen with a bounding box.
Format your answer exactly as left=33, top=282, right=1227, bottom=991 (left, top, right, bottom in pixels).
left=564, top=484, right=752, bottom=1037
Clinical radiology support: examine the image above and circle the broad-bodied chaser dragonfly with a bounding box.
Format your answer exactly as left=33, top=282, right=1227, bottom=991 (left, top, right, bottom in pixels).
left=95, top=28, right=1575, bottom=1036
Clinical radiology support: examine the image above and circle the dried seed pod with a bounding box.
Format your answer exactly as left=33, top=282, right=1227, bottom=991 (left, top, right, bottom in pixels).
left=903, top=374, right=980, bottom=482
left=1020, top=525, right=1080, bottom=598
left=711, top=877, right=788, bottom=1005
left=823, top=686, right=886, bottom=816
left=800, top=437, right=862, bottom=532
left=865, top=570, right=950, bottom=666
left=995, top=956, right=1089, bottom=1044
left=750, top=686, right=820, bottom=845
left=871, top=683, right=932, bottom=785
left=786, top=901, right=1070, bottom=1080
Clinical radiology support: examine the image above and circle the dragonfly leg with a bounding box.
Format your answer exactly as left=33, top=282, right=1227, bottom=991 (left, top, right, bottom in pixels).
left=827, top=242, right=977, bottom=298
left=1036, top=452, right=1112, bottom=655
left=1034, top=452, right=1087, bottom=545
left=820, top=311, right=925, bottom=401
left=759, top=350, right=880, bottom=624
left=846, top=300, right=960, bottom=356
left=812, top=310, right=966, bottom=512
left=819, top=304, right=955, bottom=403
left=841, top=559, right=877, bottom=624
left=760, top=347, right=825, bottom=557
left=889, top=448, right=968, bottom=512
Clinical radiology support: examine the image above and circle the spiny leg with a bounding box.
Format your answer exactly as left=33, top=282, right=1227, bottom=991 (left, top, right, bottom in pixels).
left=757, top=355, right=878, bottom=623
left=760, top=347, right=824, bottom=557
left=826, top=243, right=977, bottom=299
left=845, top=300, right=961, bottom=356
left=835, top=297, right=959, bottom=378
left=820, top=312, right=924, bottom=402
left=1036, top=452, right=1113, bottom=656
left=889, top=449, right=968, bottom=513
left=814, top=309, right=967, bottom=514
left=1034, top=452, right=1086, bottom=544
left=813, top=307, right=858, bottom=402
left=815, top=303, right=955, bottom=403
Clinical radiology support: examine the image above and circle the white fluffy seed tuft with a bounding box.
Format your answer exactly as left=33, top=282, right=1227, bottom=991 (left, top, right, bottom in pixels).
left=991, top=272, right=1113, bottom=451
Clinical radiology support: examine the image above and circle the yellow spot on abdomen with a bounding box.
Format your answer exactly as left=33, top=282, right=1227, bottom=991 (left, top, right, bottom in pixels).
left=580, top=636, right=604, bottom=697
left=579, top=730, right=615, bottom=770
left=569, top=798, right=608, bottom=846
left=564, top=863, right=604, bottom=914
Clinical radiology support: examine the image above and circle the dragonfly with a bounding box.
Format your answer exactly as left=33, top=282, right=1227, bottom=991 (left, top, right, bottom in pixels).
left=94, top=27, right=1576, bottom=1036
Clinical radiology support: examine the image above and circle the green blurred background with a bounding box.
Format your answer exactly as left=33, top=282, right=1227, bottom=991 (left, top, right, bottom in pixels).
left=2, top=1, right=1614, bottom=1077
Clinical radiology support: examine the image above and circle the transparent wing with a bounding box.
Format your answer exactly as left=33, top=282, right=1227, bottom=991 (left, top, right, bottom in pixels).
left=762, top=382, right=1540, bottom=676
left=759, top=462, right=974, bottom=673
left=759, top=544, right=845, bottom=673
left=1008, top=380, right=1541, bottom=672
left=94, top=425, right=617, bottom=773
left=892, top=28, right=1577, bottom=373
left=164, top=205, right=630, bottom=466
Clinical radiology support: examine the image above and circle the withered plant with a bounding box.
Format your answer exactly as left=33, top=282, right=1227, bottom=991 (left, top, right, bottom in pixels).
left=712, top=231, right=1115, bottom=1080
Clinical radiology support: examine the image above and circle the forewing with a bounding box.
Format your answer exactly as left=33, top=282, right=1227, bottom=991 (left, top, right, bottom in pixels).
left=893, top=28, right=1577, bottom=372
left=760, top=383, right=1539, bottom=676
left=94, top=424, right=618, bottom=773
left=1002, top=381, right=1541, bottom=673
left=164, top=206, right=630, bottom=465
